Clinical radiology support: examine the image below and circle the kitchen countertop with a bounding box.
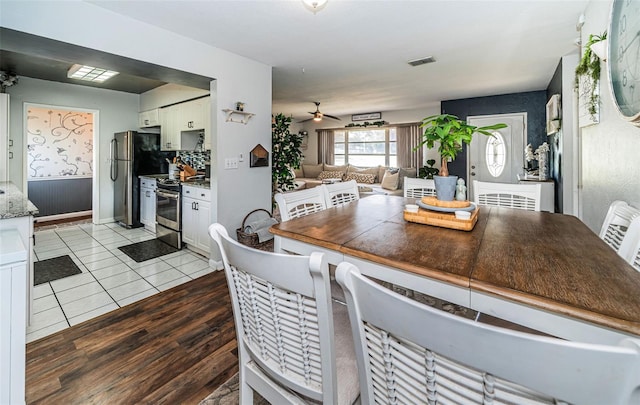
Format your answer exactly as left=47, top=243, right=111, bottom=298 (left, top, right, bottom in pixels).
left=0, top=182, right=39, bottom=219
left=139, top=174, right=210, bottom=190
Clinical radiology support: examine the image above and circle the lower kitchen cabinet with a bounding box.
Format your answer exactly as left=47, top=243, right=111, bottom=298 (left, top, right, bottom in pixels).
left=182, top=185, right=211, bottom=256
left=139, top=177, right=157, bottom=232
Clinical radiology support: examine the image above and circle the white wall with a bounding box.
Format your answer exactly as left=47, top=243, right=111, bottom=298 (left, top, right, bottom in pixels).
left=6, top=77, right=139, bottom=223
left=298, top=105, right=441, bottom=166
left=580, top=0, right=640, bottom=232
left=1, top=1, right=272, bottom=246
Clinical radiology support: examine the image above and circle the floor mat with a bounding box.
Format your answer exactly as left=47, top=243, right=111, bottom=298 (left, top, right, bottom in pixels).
left=118, top=239, right=180, bottom=262
left=34, top=255, right=82, bottom=285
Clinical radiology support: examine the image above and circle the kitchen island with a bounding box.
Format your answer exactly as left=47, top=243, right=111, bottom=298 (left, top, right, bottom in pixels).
left=0, top=181, right=38, bottom=405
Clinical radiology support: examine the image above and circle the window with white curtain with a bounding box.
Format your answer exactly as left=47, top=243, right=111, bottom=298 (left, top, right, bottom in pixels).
left=334, top=128, right=396, bottom=166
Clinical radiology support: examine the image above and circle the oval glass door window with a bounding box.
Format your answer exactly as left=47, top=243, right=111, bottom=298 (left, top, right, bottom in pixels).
left=485, top=131, right=506, bottom=177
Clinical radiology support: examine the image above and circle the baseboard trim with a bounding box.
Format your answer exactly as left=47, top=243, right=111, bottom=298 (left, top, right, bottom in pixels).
left=209, top=258, right=223, bottom=271
left=35, top=210, right=92, bottom=223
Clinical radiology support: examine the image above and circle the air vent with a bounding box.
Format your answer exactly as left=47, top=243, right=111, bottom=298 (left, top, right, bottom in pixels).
left=408, top=56, right=436, bottom=67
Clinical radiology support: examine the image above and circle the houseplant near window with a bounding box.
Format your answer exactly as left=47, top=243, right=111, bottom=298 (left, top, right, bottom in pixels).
left=272, top=113, right=304, bottom=194
left=418, top=114, right=506, bottom=200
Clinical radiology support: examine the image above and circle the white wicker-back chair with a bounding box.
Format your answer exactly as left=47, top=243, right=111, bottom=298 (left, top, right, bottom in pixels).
left=599, top=200, right=640, bottom=253
left=323, top=180, right=360, bottom=207
left=336, top=262, right=640, bottom=405
left=274, top=187, right=328, bottom=222
left=209, top=223, right=359, bottom=404
left=618, top=215, right=640, bottom=271
left=473, top=180, right=542, bottom=211
left=403, top=177, right=436, bottom=199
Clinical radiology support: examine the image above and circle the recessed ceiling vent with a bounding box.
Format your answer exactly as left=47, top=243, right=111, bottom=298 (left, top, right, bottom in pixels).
left=408, top=56, right=436, bottom=67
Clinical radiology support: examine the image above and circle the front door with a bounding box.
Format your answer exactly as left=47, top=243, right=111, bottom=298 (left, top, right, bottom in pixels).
left=467, top=113, right=526, bottom=196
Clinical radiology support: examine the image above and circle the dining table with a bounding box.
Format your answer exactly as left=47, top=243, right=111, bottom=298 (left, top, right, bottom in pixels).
left=270, top=194, right=640, bottom=345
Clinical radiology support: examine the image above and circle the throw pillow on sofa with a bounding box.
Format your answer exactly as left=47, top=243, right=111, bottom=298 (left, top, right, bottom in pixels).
left=345, top=172, right=376, bottom=184
left=318, top=171, right=345, bottom=180
left=292, top=167, right=304, bottom=178
left=324, top=164, right=348, bottom=174
left=381, top=170, right=399, bottom=190
left=348, top=165, right=381, bottom=182
left=302, top=163, right=323, bottom=179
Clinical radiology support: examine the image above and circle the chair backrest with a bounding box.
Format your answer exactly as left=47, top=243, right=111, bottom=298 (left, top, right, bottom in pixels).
left=274, top=186, right=328, bottom=222
left=403, top=177, right=436, bottom=199
left=618, top=216, right=640, bottom=271
left=208, top=223, right=339, bottom=403
left=336, top=261, right=640, bottom=405
left=323, top=180, right=360, bottom=207
left=599, top=200, right=640, bottom=252
left=473, top=180, right=542, bottom=211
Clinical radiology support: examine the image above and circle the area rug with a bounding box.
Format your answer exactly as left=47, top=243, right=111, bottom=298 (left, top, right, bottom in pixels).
left=199, top=373, right=268, bottom=405
left=118, top=239, right=179, bottom=262
left=34, top=255, right=82, bottom=285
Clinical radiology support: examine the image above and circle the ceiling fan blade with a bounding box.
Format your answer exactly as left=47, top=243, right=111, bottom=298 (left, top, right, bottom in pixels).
left=308, top=112, right=316, bottom=115
left=298, top=117, right=315, bottom=123
left=324, top=114, right=341, bottom=121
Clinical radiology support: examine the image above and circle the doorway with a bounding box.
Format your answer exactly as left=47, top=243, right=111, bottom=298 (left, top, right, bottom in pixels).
left=467, top=113, right=526, bottom=196
left=24, top=103, right=99, bottom=224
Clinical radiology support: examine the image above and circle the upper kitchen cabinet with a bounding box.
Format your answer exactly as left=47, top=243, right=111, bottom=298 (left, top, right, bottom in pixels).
left=138, top=108, right=160, bottom=128
left=160, top=96, right=211, bottom=151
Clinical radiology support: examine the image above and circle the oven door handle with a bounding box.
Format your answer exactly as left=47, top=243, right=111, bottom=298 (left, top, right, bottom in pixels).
left=156, top=190, right=180, bottom=200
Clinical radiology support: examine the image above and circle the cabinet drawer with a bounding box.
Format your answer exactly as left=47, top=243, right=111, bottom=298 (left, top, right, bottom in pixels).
left=182, top=185, right=210, bottom=201
left=139, top=177, right=157, bottom=190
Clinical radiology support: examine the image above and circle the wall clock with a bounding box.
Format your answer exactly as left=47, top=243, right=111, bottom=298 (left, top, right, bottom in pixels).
left=608, top=0, right=640, bottom=126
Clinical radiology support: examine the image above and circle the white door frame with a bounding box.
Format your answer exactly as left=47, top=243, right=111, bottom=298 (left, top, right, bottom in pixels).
left=22, top=103, right=100, bottom=224
left=466, top=112, right=527, bottom=194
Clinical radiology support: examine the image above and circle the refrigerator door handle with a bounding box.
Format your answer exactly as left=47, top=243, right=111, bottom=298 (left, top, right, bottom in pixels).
left=110, top=138, right=117, bottom=181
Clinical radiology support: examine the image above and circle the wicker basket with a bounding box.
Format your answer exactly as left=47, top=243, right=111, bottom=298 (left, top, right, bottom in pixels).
left=236, top=208, right=276, bottom=250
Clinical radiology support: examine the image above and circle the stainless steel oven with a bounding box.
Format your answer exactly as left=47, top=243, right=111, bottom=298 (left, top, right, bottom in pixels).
left=156, top=178, right=182, bottom=249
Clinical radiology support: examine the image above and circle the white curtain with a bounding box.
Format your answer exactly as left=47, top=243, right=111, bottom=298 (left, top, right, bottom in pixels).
left=317, top=129, right=334, bottom=164
left=396, top=123, right=423, bottom=168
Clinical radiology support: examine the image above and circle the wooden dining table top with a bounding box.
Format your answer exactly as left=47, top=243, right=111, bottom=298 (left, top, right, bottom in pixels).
left=270, top=194, right=640, bottom=337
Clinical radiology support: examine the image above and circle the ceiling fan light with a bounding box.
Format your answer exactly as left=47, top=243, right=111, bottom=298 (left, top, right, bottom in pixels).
left=302, top=0, right=328, bottom=14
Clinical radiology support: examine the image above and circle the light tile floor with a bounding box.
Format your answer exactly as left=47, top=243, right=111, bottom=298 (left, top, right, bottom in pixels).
left=28, top=222, right=215, bottom=343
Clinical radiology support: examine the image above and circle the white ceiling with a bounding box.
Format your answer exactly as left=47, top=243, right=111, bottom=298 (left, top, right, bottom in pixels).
left=89, top=0, right=589, bottom=121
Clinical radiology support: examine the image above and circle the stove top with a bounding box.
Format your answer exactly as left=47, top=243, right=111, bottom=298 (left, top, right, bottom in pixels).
left=156, top=177, right=181, bottom=191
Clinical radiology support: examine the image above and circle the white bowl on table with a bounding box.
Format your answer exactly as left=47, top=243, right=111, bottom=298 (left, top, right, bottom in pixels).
left=405, top=204, right=419, bottom=213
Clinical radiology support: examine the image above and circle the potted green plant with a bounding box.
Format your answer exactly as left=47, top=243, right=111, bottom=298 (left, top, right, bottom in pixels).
left=418, top=114, right=506, bottom=200
left=419, top=159, right=439, bottom=179
left=272, top=113, right=304, bottom=194
left=575, top=32, right=607, bottom=118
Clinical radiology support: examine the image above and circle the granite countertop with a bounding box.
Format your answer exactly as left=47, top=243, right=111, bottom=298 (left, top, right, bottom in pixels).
left=0, top=182, right=39, bottom=219
left=181, top=180, right=210, bottom=190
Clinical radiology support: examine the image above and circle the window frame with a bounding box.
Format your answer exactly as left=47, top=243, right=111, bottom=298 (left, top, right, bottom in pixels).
left=334, top=127, right=397, bottom=166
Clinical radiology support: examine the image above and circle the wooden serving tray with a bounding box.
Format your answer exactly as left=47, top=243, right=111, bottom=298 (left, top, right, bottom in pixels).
left=404, top=207, right=479, bottom=231
left=421, top=196, right=471, bottom=208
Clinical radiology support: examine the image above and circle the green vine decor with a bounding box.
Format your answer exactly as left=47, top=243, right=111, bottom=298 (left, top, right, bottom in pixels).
left=575, top=32, right=607, bottom=117
left=272, top=113, right=304, bottom=193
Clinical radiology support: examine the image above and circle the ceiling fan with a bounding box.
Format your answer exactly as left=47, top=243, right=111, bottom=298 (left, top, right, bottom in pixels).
left=298, top=102, right=341, bottom=123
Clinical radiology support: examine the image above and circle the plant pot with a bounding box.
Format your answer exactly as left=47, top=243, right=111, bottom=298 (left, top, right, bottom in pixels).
left=434, top=175, right=458, bottom=201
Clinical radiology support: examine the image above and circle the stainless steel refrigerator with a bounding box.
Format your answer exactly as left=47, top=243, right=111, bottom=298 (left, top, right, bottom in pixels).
left=110, top=131, right=171, bottom=228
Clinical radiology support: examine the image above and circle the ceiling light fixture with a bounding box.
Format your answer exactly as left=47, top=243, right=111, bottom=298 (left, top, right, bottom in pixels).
left=302, top=0, right=328, bottom=14
left=408, top=56, right=436, bottom=67
left=67, top=64, right=119, bottom=83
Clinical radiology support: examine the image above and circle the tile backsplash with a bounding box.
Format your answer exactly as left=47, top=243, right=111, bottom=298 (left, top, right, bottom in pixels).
left=177, top=150, right=210, bottom=170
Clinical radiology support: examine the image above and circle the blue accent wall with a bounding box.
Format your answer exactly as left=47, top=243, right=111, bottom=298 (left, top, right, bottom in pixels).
left=441, top=91, right=547, bottom=182
left=28, top=178, right=92, bottom=217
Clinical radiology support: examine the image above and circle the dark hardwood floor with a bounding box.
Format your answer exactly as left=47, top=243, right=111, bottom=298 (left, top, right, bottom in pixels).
left=26, top=270, right=239, bottom=404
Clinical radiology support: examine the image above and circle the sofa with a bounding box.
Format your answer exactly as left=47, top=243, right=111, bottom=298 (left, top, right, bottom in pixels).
left=292, top=163, right=417, bottom=197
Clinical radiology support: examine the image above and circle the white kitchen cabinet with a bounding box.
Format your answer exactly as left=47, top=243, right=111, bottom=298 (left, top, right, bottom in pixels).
left=0, top=229, right=27, bottom=405
left=160, top=104, right=180, bottom=151
left=139, top=177, right=157, bottom=232
left=182, top=185, right=211, bottom=256
left=160, top=97, right=210, bottom=151
left=138, top=108, right=160, bottom=128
